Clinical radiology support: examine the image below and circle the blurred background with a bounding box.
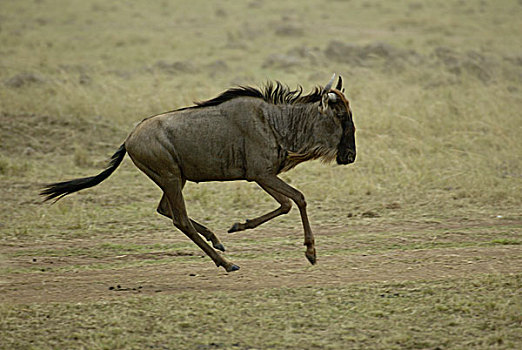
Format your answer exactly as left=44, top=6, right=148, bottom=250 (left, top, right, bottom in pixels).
left=1, top=0, right=520, bottom=231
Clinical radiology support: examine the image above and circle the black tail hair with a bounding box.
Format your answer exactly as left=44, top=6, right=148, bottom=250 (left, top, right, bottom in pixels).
left=40, top=144, right=127, bottom=203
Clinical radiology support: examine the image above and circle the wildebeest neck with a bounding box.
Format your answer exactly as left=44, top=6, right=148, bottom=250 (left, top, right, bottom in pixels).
left=264, top=103, right=339, bottom=172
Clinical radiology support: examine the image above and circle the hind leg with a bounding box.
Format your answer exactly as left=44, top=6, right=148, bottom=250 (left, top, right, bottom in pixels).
left=162, top=179, right=239, bottom=272
left=128, top=151, right=237, bottom=272
left=157, top=194, right=225, bottom=252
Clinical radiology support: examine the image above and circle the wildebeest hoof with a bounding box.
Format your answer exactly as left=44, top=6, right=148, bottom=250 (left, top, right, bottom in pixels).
left=228, top=222, right=241, bottom=233
left=225, top=264, right=240, bottom=272
left=213, top=243, right=226, bottom=252
left=305, top=249, right=316, bottom=265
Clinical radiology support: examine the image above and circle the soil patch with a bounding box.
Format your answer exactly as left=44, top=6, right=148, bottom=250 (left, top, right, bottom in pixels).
left=1, top=220, right=520, bottom=304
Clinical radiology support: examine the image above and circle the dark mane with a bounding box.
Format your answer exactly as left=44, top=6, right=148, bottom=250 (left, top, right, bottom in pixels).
left=193, top=81, right=323, bottom=109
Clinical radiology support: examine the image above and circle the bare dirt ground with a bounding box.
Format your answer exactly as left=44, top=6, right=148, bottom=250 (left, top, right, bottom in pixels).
left=2, top=219, right=520, bottom=304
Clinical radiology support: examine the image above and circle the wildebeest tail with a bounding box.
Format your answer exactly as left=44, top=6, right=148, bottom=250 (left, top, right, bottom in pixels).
left=40, top=144, right=127, bottom=202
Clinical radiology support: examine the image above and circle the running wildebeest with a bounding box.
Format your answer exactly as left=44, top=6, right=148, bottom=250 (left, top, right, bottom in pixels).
left=41, top=74, right=356, bottom=272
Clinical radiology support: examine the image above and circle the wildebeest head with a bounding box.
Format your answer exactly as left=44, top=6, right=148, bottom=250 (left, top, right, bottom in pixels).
left=318, top=74, right=356, bottom=165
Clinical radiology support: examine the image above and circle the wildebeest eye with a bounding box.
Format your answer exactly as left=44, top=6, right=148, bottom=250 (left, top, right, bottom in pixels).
left=337, top=111, right=348, bottom=119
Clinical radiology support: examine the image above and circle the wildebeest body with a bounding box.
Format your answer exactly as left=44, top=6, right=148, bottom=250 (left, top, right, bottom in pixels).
left=127, top=97, right=342, bottom=183
left=127, top=99, right=280, bottom=182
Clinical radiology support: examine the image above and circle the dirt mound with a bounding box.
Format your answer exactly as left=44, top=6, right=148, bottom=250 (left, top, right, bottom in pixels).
left=432, top=47, right=493, bottom=82
left=324, top=41, right=421, bottom=68
left=274, top=24, right=304, bottom=37
left=152, top=60, right=200, bottom=74
left=262, top=45, right=321, bottom=70
left=322, top=40, right=514, bottom=83
left=4, top=72, right=46, bottom=88
left=262, top=53, right=303, bottom=70
left=0, top=113, right=124, bottom=156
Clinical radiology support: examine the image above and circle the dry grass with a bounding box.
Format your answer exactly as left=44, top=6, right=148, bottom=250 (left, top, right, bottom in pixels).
left=0, top=0, right=521, bottom=349
left=2, top=275, right=521, bottom=349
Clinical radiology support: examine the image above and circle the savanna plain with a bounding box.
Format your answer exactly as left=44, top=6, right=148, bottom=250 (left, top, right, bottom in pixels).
left=0, top=0, right=521, bottom=349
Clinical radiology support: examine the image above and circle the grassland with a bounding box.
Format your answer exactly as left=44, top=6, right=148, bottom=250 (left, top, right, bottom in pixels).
left=2, top=275, right=520, bottom=350
left=1, top=0, right=521, bottom=349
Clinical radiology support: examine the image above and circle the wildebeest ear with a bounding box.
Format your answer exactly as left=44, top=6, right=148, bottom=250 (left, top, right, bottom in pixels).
left=319, top=74, right=337, bottom=113
left=318, top=93, right=329, bottom=114
left=336, top=75, right=343, bottom=91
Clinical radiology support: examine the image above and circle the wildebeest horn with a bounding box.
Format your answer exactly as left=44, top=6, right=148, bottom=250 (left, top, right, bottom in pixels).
left=328, top=92, right=337, bottom=102
left=323, top=73, right=336, bottom=92
left=336, top=75, right=343, bottom=91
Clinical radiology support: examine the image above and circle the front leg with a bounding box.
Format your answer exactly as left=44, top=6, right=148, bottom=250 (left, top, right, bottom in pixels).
left=255, top=175, right=316, bottom=265
left=228, top=184, right=292, bottom=233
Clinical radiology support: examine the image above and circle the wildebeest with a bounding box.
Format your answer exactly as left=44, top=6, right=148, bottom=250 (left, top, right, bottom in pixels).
left=41, top=74, right=356, bottom=272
